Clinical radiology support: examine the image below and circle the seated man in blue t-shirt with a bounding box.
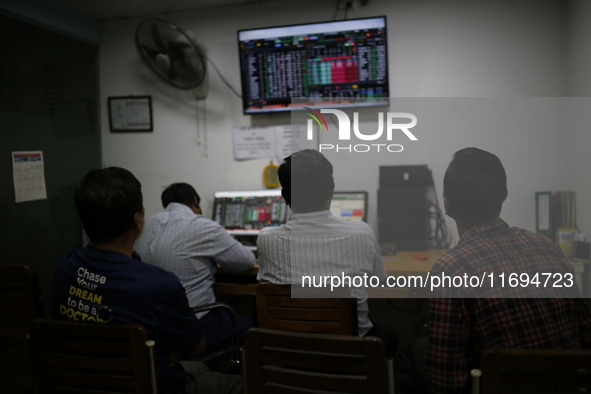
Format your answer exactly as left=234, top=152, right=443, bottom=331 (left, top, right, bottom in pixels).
left=52, top=166, right=242, bottom=394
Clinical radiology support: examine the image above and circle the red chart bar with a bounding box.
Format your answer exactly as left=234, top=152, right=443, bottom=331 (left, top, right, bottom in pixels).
left=330, top=60, right=358, bottom=83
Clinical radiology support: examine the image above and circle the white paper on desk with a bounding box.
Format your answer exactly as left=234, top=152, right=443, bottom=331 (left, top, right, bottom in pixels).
left=275, top=124, right=316, bottom=161
left=232, top=126, right=275, bottom=160
left=12, top=151, right=47, bottom=203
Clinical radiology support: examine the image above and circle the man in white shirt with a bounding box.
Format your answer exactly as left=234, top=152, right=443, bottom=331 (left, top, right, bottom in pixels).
left=135, top=183, right=256, bottom=350
left=256, top=149, right=387, bottom=337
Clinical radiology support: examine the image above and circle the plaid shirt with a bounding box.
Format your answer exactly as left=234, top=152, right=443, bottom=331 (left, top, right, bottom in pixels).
left=426, top=218, right=591, bottom=394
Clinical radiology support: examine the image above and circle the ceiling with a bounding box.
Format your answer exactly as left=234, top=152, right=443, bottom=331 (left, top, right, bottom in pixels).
left=53, top=0, right=289, bottom=21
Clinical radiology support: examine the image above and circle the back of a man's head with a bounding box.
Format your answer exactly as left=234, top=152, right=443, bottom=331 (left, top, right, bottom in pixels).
left=161, top=183, right=200, bottom=208
left=278, top=149, right=334, bottom=213
left=75, top=167, right=143, bottom=244
left=443, top=147, right=507, bottom=227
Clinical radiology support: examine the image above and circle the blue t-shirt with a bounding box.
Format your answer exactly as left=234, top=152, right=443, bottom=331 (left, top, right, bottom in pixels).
left=52, top=246, right=203, bottom=394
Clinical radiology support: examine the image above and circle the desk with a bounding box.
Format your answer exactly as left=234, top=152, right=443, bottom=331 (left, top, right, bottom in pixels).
left=213, top=248, right=448, bottom=296
left=382, top=249, right=447, bottom=276
left=370, top=249, right=447, bottom=298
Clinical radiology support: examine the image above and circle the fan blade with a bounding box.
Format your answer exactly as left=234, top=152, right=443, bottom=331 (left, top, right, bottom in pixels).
left=139, top=43, right=161, bottom=59
left=165, top=38, right=203, bottom=84
left=165, top=38, right=193, bottom=64
left=167, top=66, right=176, bottom=81
left=150, top=21, right=168, bottom=53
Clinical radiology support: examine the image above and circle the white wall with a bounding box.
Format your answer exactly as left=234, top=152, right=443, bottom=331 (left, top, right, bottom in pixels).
left=567, top=0, right=591, bottom=238
left=99, top=0, right=571, bottom=243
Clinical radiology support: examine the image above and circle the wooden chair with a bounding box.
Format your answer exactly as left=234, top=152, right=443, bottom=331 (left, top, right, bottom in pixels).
left=242, top=327, right=394, bottom=394
left=29, top=319, right=158, bottom=393
left=0, top=265, right=43, bottom=340
left=471, top=348, right=591, bottom=394
left=255, top=282, right=358, bottom=335
left=191, top=302, right=241, bottom=367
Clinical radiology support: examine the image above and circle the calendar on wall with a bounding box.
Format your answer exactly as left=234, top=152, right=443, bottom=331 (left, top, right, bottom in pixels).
left=12, top=151, right=47, bottom=203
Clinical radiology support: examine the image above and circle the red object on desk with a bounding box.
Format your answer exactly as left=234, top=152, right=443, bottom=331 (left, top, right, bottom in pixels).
left=412, top=253, right=428, bottom=261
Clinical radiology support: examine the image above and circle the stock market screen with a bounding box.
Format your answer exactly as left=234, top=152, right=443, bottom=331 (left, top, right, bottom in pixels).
left=238, top=17, right=389, bottom=114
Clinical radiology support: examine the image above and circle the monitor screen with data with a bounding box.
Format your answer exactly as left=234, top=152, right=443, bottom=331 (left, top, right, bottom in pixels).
left=330, top=191, right=368, bottom=222
left=237, top=16, right=389, bottom=114
left=212, top=190, right=288, bottom=233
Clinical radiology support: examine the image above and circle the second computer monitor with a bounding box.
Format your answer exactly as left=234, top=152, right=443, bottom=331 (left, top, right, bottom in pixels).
left=330, top=191, right=368, bottom=222
left=212, top=189, right=288, bottom=233
left=212, top=190, right=367, bottom=231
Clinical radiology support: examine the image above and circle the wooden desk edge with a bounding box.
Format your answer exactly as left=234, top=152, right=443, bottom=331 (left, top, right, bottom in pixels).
left=214, top=282, right=258, bottom=296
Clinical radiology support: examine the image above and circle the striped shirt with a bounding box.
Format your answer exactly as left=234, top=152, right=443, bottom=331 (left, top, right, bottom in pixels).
left=256, top=210, right=387, bottom=336
left=135, top=203, right=256, bottom=316
left=426, top=218, right=591, bottom=394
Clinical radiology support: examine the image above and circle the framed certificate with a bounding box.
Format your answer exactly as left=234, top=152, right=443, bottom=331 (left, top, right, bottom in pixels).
left=108, top=96, right=153, bottom=132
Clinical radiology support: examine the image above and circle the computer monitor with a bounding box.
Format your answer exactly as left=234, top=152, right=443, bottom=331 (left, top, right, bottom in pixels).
left=237, top=16, right=389, bottom=114
left=212, top=190, right=288, bottom=234
left=330, top=191, right=368, bottom=222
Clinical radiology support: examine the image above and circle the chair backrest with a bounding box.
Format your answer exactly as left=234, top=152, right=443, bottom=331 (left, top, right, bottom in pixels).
left=472, top=348, right=591, bottom=394
left=0, top=265, right=43, bottom=339
left=255, top=283, right=358, bottom=336
left=29, top=319, right=158, bottom=394
left=243, top=327, right=393, bottom=394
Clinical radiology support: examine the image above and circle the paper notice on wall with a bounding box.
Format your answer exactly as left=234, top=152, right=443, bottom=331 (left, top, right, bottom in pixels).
left=12, top=151, right=47, bottom=203
left=275, top=124, right=315, bottom=160
left=232, top=125, right=315, bottom=161
left=232, top=126, right=275, bottom=160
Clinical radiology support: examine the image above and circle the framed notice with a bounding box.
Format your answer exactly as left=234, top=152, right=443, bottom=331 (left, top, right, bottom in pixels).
left=108, top=96, right=153, bottom=132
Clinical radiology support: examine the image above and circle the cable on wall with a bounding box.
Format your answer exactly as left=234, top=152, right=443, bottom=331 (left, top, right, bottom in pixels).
left=333, top=0, right=358, bottom=21
left=333, top=0, right=341, bottom=20
left=426, top=177, right=452, bottom=249
left=204, top=56, right=242, bottom=99
left=195, top=96, right=208, bottom=158
left=344, top=1, right=352, bottom=20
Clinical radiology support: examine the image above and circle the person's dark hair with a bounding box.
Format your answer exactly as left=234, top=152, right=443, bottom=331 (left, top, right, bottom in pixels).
left=278, top=149, right=334, bottom=213
left=443, top=147, right=507, bottom=226
left=75, top=167, right=143, bottom=244
left=161, top=183, right=200, bottom=208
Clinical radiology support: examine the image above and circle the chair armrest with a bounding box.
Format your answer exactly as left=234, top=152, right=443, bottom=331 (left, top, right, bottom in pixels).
left=191, top=302, right=240, bottom=365
left=192, top=302, right=238, bottom=329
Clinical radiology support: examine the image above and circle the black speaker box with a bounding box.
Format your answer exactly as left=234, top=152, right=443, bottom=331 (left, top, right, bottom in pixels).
left=379, top=165, right=431, bottom=189
left=378, top=188, right=428, bottom=250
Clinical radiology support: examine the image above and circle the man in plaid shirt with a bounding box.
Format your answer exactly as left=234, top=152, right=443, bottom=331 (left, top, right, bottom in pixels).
left=396, top=147, right=591, bottom=394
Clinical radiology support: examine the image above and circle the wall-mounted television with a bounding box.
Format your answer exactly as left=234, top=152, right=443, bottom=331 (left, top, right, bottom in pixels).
left=237, top=16, right=389, bottom=114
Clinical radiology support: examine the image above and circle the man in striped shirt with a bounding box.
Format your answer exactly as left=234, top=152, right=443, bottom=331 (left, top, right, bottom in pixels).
left=135, top=183, right=256, bottom=351
left=256, top=149, right=387, bottom=337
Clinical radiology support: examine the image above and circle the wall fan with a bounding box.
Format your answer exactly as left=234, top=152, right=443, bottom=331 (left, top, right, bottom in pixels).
left=135, top=19, right=208, bottom=99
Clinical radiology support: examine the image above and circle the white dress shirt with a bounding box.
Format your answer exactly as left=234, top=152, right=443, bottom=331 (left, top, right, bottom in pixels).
left=135, top=203, right=256, bottom=316
left=256, top=210, right=387, bottom=336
